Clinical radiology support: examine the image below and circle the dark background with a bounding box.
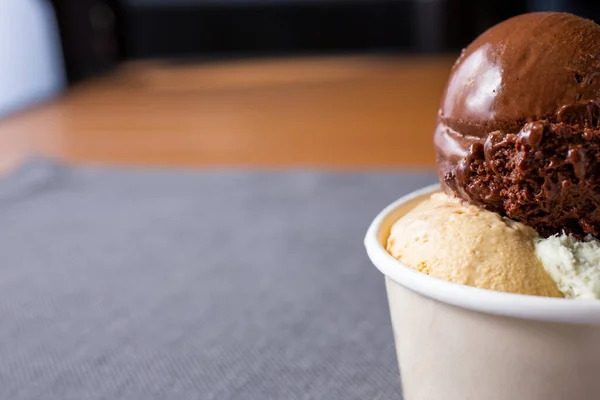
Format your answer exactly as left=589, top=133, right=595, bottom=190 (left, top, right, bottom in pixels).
left=49, top=0, right=600, bottom=84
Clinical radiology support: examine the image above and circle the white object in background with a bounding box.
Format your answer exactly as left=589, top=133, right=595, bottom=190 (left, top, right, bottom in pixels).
left=0, top=0, right=66, bottom=118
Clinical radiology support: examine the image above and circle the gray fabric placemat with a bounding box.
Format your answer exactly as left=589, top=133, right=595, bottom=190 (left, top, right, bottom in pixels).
left=0, top=159, right=436, bottom=400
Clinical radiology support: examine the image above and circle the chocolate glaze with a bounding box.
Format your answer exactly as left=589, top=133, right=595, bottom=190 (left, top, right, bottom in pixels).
left=435, top=12, right=600, bottom=237
left=444, top=122, right=600, bottom=237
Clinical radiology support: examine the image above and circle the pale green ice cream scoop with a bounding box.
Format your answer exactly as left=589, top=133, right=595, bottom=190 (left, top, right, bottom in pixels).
left=536, top=235, right=600, bottom=299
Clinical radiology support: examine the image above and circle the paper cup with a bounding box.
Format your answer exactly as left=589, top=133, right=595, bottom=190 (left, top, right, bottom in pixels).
left=364, top=185, right=600, bottom=400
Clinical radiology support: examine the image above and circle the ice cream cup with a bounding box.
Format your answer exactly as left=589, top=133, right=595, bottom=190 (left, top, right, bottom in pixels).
left=364, top=184, right=600, bottom=400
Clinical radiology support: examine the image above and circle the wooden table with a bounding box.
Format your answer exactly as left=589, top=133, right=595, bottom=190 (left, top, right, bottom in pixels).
left=0, top=55, right=454, bottom=172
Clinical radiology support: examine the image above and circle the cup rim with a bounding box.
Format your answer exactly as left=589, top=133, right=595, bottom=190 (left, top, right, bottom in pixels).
left=364, top=184, right=600, bottom=325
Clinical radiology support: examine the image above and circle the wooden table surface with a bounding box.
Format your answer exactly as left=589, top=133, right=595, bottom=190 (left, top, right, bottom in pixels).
left=0, top=55, right=454, bottom=172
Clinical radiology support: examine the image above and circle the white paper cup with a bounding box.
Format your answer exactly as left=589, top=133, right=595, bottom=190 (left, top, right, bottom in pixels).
left=364, top=185, right=600, bottom=400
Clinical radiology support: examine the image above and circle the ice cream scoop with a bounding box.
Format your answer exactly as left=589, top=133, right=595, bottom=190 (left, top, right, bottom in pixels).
left=435, top=12, right=600, bottom=238
left=386, top=193, right=563, bottom=297
left=535, top=234, right=600, bottom=299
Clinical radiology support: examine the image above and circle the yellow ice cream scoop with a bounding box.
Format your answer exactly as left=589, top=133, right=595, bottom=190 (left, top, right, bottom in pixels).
left=386, top=193, right=563, bottom=298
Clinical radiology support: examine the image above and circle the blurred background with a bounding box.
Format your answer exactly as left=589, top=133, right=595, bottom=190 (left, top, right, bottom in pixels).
left=1, top=0, right=600, bottom=168
left=49, top=0, right=600, bottom=83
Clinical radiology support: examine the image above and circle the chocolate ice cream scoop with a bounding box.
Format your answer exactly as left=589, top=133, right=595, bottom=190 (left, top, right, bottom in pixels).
left=435, top=12, right=600, bottom=237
